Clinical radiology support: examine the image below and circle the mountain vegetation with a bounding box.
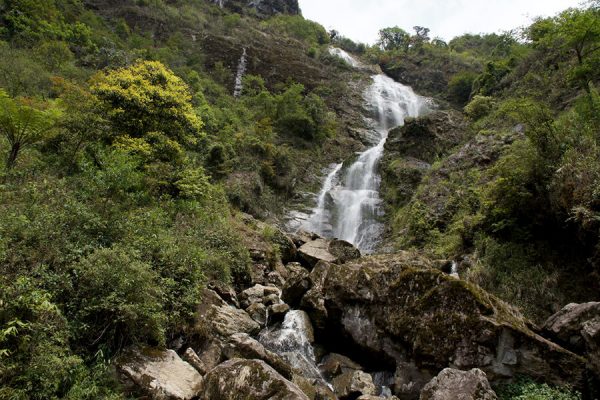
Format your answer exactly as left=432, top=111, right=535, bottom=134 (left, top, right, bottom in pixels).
left=0, top=0, right=598, bottom=399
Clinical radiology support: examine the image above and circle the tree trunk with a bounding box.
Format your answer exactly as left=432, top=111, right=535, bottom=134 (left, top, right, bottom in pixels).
left=6, top=142, right=20, bottom=170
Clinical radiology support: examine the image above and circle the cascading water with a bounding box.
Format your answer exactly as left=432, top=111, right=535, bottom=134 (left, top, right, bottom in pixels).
left=259, top=310, right=324, bottom=382
left=233, top=48, right=247, bottom=97
left=302, top=49, right=429, bottom=253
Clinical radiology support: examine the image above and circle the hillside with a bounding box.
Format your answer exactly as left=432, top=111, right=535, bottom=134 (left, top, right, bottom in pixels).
left=0, top=1, right=599, bottom=399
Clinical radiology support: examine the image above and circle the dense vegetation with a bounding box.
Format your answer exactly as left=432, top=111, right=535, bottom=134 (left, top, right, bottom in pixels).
left=379, top=3, right=600, bottom=325
left=0, top=0, right=344, bottom=397
left=0, top=0, right=597, bottom=398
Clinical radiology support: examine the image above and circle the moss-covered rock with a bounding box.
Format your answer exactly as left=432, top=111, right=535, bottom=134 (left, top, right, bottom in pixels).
left=202, top=358, right=309, bottom=399
left=312, top=254, right=585, bottom=394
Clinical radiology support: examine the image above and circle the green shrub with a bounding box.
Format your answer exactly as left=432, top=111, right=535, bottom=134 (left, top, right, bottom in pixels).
left=447, top=71, right=478, bottom=105
left=497, top=377, right=581, bottom=400
left=261, top=15, right=329, bottom=46
left=464, top=95, right=495, bottom=120
left=69, top=246, right=166, bottom=351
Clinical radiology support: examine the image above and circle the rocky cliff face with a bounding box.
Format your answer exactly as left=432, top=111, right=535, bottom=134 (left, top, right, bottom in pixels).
left=211, top=0, right=300, bottom=16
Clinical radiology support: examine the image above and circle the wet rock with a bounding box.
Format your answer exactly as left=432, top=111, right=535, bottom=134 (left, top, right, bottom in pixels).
left=182, top=348, right=207, bottom=375
left=282, top=262, right=311, bottom=306
left=315, top=253, right=585, bottom=390
left=358, top=396, right=400, bottom=400
left=222, top=333, right=293, bottom=379
left=319, top=353, right=363, bottom=380
left=419, top=368, right=497, bottom=400
left=118, top=348, right=204, bottom=400
left=269, top=303, right=291, bottom=322
left=300, top=261, right=330, bottom=330
left=332, top=370, right=376, bottom=399
left=202, top=359, right=309, bottom=400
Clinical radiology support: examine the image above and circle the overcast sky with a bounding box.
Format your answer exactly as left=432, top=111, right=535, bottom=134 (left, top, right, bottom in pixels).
left=298, top=0, right=584, bottom=44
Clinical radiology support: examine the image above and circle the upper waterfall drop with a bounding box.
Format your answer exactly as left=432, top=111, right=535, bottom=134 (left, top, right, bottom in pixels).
left=302, top=49, right=429, bottom=253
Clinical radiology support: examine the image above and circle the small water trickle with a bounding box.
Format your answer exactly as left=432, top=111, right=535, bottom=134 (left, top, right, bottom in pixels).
left=328, top=47, right=363, bottom=68
left=233, top=48, right=247, bottom=98
left=450, top=260, right=459, bottom=278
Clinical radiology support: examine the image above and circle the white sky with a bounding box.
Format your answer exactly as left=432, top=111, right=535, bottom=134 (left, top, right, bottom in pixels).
left=298, top=0, right=584, bottom=43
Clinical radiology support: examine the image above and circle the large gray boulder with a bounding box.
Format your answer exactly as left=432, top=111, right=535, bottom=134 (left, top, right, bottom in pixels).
left=222, top=333, right=293, bottom=379
left=194, top=288, right=261, bottom=340
left=118, top=348, right=204, bottom=400
left=332, top=370, right=376, bottom=399
left=307, top=253, right=586, bottom=396
left=298, top=238, right=360, bottom=268
left=202, top=358, right=309, bottom=399
left=419, top=368, right=497, bottom=400
left=544, top=302, right=600, bottom=373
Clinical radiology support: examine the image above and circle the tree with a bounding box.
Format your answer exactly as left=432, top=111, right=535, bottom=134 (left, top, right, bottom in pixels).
left=378, top=26, right=410, bottom=52
left=529, top=6, right=600, bottom=91
left=91, top=61, right=204, bottom=163
left=0, top=90, right=60, bottom=170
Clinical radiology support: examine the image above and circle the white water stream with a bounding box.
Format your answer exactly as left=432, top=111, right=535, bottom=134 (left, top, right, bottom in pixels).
left=233, top=48, right=247, bottom=97
left=302, top=49, right=429, bottom=253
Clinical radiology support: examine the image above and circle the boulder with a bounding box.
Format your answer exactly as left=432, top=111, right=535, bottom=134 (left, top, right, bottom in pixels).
left=543, top=302, right=600, bottom=351
left=282, top=262, right=311, bottom=306
left=319, top=353, right=363, bottom=380
left=202, top=359, right=309, bottom=400
left=394, top=362, right=434, bottom=400
left=312, top=253, right=586, bottom=393
left=299, top=238, right=360, bottom=268
left=300, top=261, right=330, bottom=330
left=195, top=289, right=261, bottom=340
left=332, top=370, right=376, bottom=399
left=419, top=368, right=497, bottom=400
left=182, top=348, right=207, bottom=375
left=118, top=348, right=204, bottom=400
left=246, top=302, right=268, bottom=326
left=543, top=302, right=600, bottom=373
left=222, top=333, right=293, bottom=379
left=207, top=281, right=239, bottom=308
left=269, top=303, right=291, bottom=322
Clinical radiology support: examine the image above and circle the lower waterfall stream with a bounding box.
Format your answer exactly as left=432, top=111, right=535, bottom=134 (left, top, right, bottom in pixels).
left=301, top=49, right=429, bottom=253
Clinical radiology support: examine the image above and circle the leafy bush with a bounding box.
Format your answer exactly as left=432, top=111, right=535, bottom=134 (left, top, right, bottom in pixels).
left=497, top=377, right=581, bottom=400
left=464, top=95, right=495, bottom=120
left=260, top=15, right=329, bottom=46
left=69, top=246, right=166, bottom=351
left=448, top=71, right=477, bottom=105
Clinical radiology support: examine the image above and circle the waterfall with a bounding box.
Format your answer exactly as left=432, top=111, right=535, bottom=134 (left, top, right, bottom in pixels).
left=214, top=0, right=225, bottom=8
left=302, top=49, right=429, bottom=253
left=259, top=310, right=324, bottom=382
left=303, top=163, right=343, bottom=237
left=233, top=48, right=247, bottom=98
left=328, top=47, right=363, bottom=68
